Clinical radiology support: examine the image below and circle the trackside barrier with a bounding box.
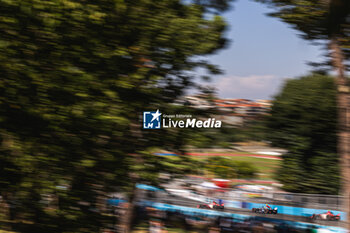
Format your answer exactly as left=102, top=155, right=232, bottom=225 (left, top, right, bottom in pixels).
left=136, top=183, right=163, bottom=191
left=107, top=199, right=126, bottom=206
left=136, top=184, right=347, bottom=221
left=138, top=201, right=347, bottom=233
left=272, top=193, right=343, bottom=210
left=139, top=200, right=249, bottom=221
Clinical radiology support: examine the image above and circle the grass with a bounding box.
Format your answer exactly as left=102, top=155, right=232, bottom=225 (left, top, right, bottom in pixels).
left=155, top=148, right=281, bottom=181
left=190, top=155, right=280, bottom=181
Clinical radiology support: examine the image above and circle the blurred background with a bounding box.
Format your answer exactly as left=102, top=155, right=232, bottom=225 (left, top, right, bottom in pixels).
left=0, top=0, right=349, bottom=232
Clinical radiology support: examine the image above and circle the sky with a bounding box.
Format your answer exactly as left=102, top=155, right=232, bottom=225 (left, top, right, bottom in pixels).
left=204, top=0, right=325, bottom=100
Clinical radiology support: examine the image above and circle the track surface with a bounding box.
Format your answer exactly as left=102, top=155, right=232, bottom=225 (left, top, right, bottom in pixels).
left=146, top=191, right=347, bottom=228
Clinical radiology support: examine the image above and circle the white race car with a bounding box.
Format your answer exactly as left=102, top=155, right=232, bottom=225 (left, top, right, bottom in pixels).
left=311, top=211, right=340, bottom=221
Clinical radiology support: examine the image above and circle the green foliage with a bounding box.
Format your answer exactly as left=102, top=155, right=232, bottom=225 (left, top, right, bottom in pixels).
left=185, top=120, right=269, bottom=148
left=255, top=0, right=348, bottom=195
left=0, top=0, right=231, bottom=232
left=255, top=0, right=350, bottom=68
left=267, top=74, right=339, bottom=194
left=131, top=150, right=203, bottom=186
left=205, top=156, right=256, bottom=179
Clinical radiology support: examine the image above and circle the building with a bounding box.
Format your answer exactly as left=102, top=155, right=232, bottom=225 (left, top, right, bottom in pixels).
left=183, top=96, right=272, bottom=126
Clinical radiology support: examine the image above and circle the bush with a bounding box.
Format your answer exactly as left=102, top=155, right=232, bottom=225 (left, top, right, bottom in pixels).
left=205, top=157, right=256, bottom=179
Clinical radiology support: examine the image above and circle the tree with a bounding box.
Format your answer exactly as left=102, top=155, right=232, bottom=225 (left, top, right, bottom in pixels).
left=268, top=74, right=339, bottom=194
left=255, top=0, right=350, bottom=227
left=0, top=0, right=232, bottom=232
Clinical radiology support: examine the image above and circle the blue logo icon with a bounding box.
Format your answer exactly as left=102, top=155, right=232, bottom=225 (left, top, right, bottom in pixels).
left=143, top=110, right=162, bottom=129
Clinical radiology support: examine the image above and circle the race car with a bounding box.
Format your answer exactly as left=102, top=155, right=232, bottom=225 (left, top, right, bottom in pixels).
left=311, top=211, right=340, bottom=221
left=252, top=205, right=277, bottom=214
left=197, top=201, right=224, bottom=210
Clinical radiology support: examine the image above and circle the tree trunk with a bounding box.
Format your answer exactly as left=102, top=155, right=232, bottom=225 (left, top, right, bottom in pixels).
left=120, top=186, right=139, bottom=233
left=330, top=37, right=350, bottom=230
left=121, top=122, right=143, bottom=233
